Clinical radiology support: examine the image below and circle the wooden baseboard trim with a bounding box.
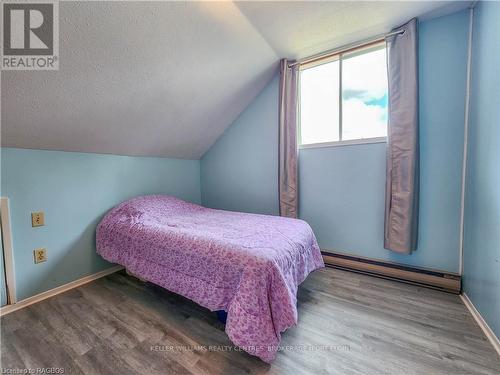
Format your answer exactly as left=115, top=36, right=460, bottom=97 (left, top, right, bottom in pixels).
left=460, top=293, right=500, bottom=356
left=0, top=265, right=124, bottom=316
left=322, top=252, right=461, bottom=294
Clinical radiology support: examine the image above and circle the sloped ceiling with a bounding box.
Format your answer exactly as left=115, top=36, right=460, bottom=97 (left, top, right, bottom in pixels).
left=1, top=1, right=470, bottom=159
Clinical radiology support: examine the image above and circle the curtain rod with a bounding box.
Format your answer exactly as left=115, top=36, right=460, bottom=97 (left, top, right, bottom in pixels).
left=288, top=29, right=405, bottom=68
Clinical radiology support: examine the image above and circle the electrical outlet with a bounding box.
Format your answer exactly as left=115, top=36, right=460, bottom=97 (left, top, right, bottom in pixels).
left=34, top=248, right=47, bottom=264
left=31, top=212, right=45, bottom=227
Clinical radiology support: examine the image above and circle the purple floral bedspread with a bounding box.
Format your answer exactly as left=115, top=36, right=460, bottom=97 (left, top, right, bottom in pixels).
left=96, top=195, right=324, bottom=362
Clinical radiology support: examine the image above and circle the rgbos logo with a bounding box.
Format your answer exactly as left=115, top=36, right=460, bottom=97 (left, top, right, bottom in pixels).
left=1, top=1, right=59, bottom=70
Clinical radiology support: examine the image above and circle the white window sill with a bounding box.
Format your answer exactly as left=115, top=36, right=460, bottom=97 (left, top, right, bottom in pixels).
left=299, top=137, right=387, bottom=150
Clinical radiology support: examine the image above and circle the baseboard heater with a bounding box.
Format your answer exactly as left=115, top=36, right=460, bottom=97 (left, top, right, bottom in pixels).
left=322, top=251, right=461, bottom=294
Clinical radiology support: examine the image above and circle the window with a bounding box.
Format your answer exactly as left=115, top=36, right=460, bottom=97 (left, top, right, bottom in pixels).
left=299, top=43, right=388, bottom=147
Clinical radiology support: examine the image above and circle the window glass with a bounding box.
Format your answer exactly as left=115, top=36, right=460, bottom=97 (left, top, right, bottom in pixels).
left=341, top=47, right=388, bottom=140
left=299, top=60, right=340, bottom=145
left=298, top=44, right=388, bottom=146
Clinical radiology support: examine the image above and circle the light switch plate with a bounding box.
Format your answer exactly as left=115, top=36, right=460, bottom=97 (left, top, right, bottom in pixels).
left=34, top=248, right=47, bottom=264
left=31, top=212, right=45, bottom=227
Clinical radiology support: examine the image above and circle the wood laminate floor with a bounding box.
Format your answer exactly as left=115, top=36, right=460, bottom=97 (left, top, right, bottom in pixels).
left=1, top=268, right=499, bottom=375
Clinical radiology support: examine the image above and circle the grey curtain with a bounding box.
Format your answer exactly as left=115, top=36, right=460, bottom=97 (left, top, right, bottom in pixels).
left=384, top=18, right=419, bottom=254
left=278, top=59, right=299, bottom=218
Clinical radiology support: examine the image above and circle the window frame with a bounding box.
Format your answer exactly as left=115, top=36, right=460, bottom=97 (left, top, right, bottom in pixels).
left=298, top=41, right=388, bottom=149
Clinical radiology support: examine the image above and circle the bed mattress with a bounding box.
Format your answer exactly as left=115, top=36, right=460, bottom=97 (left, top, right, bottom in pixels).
left=96, top=195, right=324, bottom=362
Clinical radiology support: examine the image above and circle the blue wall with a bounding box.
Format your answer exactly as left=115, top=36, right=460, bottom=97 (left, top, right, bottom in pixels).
left=301, top=10, right=468, bottom=272
left=201, top=11, right=469, bottom=273
left=463, top=1, right=500, bottom=337
left=202, top=75, right=279, bottom=215
left=1, top=148, right=201, bottom=300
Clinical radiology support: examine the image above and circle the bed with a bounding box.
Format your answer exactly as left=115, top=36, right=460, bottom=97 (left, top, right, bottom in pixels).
left=96, top=195, right=324, bottom=362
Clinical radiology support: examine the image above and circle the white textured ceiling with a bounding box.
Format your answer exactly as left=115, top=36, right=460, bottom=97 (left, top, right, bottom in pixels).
left=235, top=1, right=471, bottom=60
left=1, top=1, right=469, bottom=159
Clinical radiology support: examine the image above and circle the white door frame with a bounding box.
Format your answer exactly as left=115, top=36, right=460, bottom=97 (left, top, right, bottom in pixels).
left=1, top=197, right=16, bottom=304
